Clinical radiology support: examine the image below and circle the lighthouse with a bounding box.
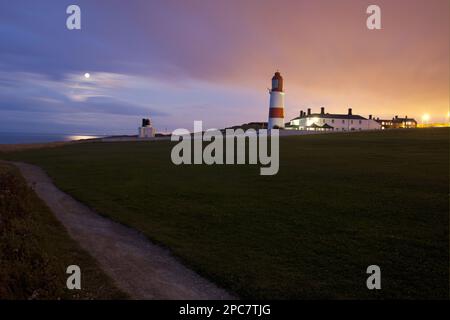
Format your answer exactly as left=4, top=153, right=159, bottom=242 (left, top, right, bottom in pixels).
left=268, top=71, right=285, bottom=129
left=138, top=117, right=156, bottom=138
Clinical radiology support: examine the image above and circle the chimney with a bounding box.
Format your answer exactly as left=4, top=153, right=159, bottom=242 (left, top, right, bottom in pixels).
left=348, top=108, right=352, bottom=115
left=395, top=115, right=398, bottom=119
left=307, top=108, right=311, bottom=116
left=321, top=107, right=325, bottom=115
left=300, top=110, right=304, bottom=118
left=405, top=115, right=408, bottom=119
left=142, top=118, right=147, bottom=127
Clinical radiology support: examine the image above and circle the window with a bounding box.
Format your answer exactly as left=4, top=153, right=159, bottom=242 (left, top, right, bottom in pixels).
left=331, top=119, right=335, bottom=123
left=342, top=120, right=345, bottom=124
left=359, top=120, right=362, bottom=124
left=272, top=79, right=279, bottom=89
left=351, top=120, right=353, bottom=124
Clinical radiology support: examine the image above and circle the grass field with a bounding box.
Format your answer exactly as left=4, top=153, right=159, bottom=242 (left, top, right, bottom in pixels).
left=0, top=163, right=126, bottom=299
left=1, top=128, right=448, bottom=299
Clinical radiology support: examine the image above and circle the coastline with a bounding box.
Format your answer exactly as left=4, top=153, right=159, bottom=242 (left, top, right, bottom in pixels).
left=0, top=135, right=170, bottom=153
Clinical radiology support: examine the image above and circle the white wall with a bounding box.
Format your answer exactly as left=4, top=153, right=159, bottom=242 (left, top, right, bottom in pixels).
left=268, top=91, right=285, bottom=129
left=290, top=116, right=381, bottom=131
left=138, top=126, right=156, bottom=138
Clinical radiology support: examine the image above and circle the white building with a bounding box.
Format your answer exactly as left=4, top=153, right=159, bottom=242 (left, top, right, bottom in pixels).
left=138, top=118, right=156, bottom=138
left=287, top=108, right=381, bottom=131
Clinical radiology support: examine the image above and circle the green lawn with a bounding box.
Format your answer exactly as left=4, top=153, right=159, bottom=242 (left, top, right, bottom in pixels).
left=2, top=128, right=448, bottom=299
left=0, top=163, right=126, bottom=299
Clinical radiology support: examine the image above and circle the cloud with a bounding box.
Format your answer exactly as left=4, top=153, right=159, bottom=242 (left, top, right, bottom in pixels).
left=0, top=68, right=263, bottom=133
left=0, top=70, right=168, bottom=117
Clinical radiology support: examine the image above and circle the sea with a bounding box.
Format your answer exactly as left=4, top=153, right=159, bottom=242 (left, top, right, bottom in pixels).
left=0, top=132, right=105, bottom=144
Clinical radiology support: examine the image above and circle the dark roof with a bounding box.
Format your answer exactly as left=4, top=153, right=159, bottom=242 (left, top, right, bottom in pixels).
left=272, top=72, right=283, bottom=81
left=306, top=123, right=334, bottom=129
left=393, top=118, right=417, bottom=123
left=375, top=119, right=392, bottom=122
left=290, top=113, right=367, bottom=121
left=376, top=118, right=417, bottom=123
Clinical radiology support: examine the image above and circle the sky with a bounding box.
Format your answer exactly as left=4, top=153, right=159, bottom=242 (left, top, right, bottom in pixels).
left=0, top=0, right=448, bottom=134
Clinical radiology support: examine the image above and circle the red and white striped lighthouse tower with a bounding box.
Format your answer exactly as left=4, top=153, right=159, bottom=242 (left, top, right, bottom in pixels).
left=268, top=71, right=285, bottom=129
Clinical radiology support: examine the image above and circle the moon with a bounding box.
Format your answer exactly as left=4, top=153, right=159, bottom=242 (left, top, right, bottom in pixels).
left=84, top=73, right=91, bottom=79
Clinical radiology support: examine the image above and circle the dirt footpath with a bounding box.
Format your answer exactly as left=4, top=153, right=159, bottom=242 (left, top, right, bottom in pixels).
left=13, top=162, right=236, bottom=300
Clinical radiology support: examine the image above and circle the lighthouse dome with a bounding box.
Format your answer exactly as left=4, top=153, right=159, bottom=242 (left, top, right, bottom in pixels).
left=271, top=71, right=283, bottom=92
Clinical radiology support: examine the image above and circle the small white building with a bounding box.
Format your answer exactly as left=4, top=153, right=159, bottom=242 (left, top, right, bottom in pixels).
left=287, top=108, right=381, bottom=132
left=138, top=118, right=156, bottom=138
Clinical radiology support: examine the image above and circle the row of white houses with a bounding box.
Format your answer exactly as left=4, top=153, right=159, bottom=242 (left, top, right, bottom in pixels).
left=286, top=107, right=381, bottom=131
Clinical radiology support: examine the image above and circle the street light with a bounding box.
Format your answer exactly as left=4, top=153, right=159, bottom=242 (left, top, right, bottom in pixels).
left=422, top=113, right=430, bottom=125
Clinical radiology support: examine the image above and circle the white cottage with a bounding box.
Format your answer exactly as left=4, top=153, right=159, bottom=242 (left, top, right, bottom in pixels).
left=287, top=108, right=381, bottom=132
